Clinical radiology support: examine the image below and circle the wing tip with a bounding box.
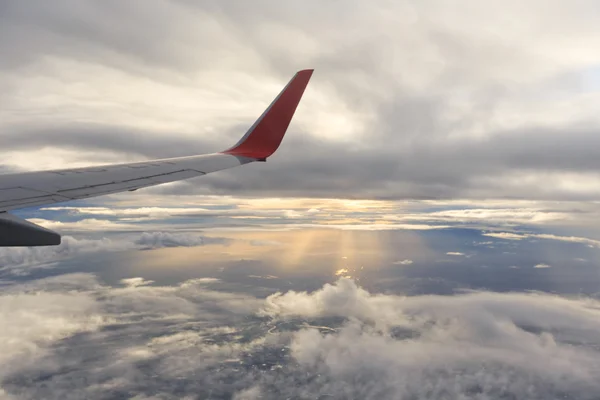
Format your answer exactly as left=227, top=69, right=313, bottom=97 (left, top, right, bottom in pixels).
left=223, top=69, right=314, bottom=159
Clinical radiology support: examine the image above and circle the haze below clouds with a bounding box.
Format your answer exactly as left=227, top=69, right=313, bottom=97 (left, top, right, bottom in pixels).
left=3, top=0, right=600, bottom=199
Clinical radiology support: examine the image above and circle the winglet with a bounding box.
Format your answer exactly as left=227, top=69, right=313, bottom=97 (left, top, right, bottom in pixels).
left=222, top=69, right=313, bottom=159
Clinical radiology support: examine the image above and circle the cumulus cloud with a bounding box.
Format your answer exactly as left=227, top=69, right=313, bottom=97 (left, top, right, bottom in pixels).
left=0, top=273, right=265, bottom=399
left=0, top=232, right=229, bottom=271
left=3, top=275, right=600, bottom=399
left=534, top=263, right=552, bottom=269
left=393, top=259, right=413, bottom=265
left=0, top=277, right=105, bottom=382
left=134, top=231, right=230, bottom=249
left=0, top=236, right=129, bottom=273
left=260, top=279, right=600, bottom=398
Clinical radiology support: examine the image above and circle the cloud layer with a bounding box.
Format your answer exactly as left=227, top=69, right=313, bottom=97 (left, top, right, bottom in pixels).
left=2, top=275, right=600, bottom=399
left=0, top=232, right=225, bottom=272
left=3, top=0, right=600, bottom=200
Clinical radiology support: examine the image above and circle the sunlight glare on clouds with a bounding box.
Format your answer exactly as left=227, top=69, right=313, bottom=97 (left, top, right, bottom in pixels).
left=300, top=86, right=371, bottom=142
left=334, top=268, right=350, bottom=277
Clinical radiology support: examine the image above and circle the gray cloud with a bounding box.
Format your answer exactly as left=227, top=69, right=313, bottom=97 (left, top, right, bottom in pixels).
left=0, top=123, right=222, bottom=160
left=2, top=0, right=600, bottom=200
left=7, top=123, right=600, bottom=200
left=0, top=232, right=227, bottom=272
left=135, top=231, right=231, bottom=249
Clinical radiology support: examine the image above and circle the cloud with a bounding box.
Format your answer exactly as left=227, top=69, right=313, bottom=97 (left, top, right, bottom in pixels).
left=384, top=206, right=571, bottom=227
left=393, top=259, right=413, bottom=265
left=0, top=232, right=230, bottom=271
left=483, top=232, right=528, bottom=240
left=4, top=275, right=600, bottom=399
left=446, top=251, right=465, bottom=256
left=134, top=231, right=230, bottom=249
left=120, top=277, right=154, bottom=288
left=3, top=1, right=600, bottom=200
left=0, top=276, right=105, bottom=382
left=233, top=386, right=262, bottom=400
left=484, top=232, right=600, bottom=247
left=261, top=278, right=600, bottom=398
left=28, top=198, right=600, bottom=238
left=0, top=273, right=264, bottom=399
left=29, top=218, right=144, bottom=232
left=534, top=263, right=552, bottom=269
left=0, top=236, right=129, bottom=272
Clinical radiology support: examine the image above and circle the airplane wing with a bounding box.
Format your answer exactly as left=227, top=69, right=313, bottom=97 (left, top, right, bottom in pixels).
left=0, top=69, right=313, bottom=246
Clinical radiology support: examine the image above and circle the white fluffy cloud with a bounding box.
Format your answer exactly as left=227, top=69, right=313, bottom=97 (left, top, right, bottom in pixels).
left=261, top=278, right=600, bottom=399
left=0, top=273, right=264, bottom=399
left=0, top=282, right=104, bottom=380
left=2, top=275, right=600, bottom=398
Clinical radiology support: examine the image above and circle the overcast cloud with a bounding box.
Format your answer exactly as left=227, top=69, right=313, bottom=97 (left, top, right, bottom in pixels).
left=3, top=0, right=600, bottom=199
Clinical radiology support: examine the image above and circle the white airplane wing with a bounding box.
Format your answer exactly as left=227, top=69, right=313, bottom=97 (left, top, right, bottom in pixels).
left=0, top=69, right=313, bottom=246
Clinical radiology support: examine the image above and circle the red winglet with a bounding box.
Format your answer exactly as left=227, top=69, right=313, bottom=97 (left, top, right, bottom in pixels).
left=223, top=69, right=313, bottom=159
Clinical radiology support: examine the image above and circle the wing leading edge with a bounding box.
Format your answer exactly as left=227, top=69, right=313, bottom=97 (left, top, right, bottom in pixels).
left=0, top=69, right=313, bottom=246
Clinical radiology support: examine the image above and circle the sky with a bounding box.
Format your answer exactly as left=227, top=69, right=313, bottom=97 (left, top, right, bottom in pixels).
left=2, top=1, right=600, bottom=399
